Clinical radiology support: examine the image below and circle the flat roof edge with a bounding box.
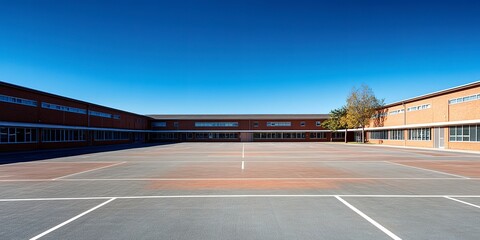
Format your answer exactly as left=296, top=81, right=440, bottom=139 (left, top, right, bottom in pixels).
left=383, top=80, right=480, bottom=108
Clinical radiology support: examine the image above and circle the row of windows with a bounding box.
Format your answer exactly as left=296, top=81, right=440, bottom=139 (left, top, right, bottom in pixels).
left=369, top=130, right=404, bottom=140
left=42, top=129, right=86, bottom=142
left=0, top=94, right=37, bottom=107
left=152, top=122, right=167, bottom=127
left=372, top=112, right=388, bottom=118
left=408, top=128, right=431, bottom=141
left=151, top=133, right=178, bottom=139
left=390, top=129, right=405, bottom=140
left=1, top=93, right=122, bottom=119
left=389, top=109, right=404, bottom=115
left=450, top=125, right=480, bottom=142
left=195, top=122, right=239, bottom=127
left=41, top=102, right=121, bottom=119
left=266, top=122, right=292, bottom=127
left=0, top=128, right=38, bottom=144
left=42, top=102, right=87, bottom=114
left=407, top=104, right=431, bottom=112
left=0, top=128, right=136, bottom=144
left=94, top=131, right=130, bottom=141
left=309, top=132, right=327, bottom=139
left=195, top=133, right=239, bottom=139
left=449, top=94, right=480, bottom=105
left=89, top=110, right=120, bottom=120
left=332, top=132, right=345, bottom=139
left=153, top=121, right=323, bottom=128
left=369, top=127, right=480, bottom=142
left=253, top=132, right=306, bottom=139
left=369, top=131, right=388, bottom=140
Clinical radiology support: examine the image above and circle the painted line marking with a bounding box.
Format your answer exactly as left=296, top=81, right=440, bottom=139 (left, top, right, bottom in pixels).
left=1, top=195, right=480, bottom=202
left=56, top=177, right=477, bottom=181
left=29, top=198, right=116, bottom=240
left=1, top=177, right=479, bottom=182
left=242, top=143, right=245, bottom=158
left=385, top=161, right=470, bottom=179
left=335, top=196, right=402, bottom=240
left=241, top=161, right=245, bottom=170
left=444, top=196, right=480, bottom=210
left=52, top=162, right=126, bottom=180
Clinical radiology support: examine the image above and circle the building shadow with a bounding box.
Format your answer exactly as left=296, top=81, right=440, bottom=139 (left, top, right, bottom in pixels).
left=0, top=142, right=178, bottom=165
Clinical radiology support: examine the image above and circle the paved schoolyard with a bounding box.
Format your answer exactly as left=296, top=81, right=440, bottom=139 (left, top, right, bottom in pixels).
left=0, top=142, right=479, bottom=239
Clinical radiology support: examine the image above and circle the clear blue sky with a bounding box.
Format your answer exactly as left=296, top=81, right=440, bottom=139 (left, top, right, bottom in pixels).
left=1, top=0, right=479, bottom=114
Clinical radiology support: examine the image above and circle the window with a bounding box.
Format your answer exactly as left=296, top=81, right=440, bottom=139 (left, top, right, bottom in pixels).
left=300, top=122, right=305, bottom=127
left=94, top=131, right=129, bottom=141
left=389, top=109, right=405, bottom=116
left=266, top=122, right=291, bottom=127
left=407, top=104, right=431, bottom=112
left=369, top=130, right=388, bottom=140
left=0, top=94, right=37, bottom=107
left=253, top=132, right=305, bottom=139
left=152, top=122, right=167, bottom=127
left=389, top=129, right=404, bottom=140
left=89, top=110, right=117, bottom=119
left=332, top=132, right=345, bottom=139
left=253, top=122, right=259, bottom=127
left=372, top=112, right=388, bottom=118
left=195, top=122, right=239, bottom=127
left=450, top=125, right=480, bottom=142
left=0, top=127, right=37, bottom=144
left=195, top=132, right=238, bottom=139
left=42, top=102, right=86, bottom=114
left=152, top=132, right=178, bottom=140
left=316, top=121, right=321, bottom=127
left=449, top=94, right=480, bottom=105
left=309, top=132, right=326, bottom=139
left=173, top=122, right=179, bottom=128
left=408, top=128, right=431, bottom=141
left=42, top=129, right=86, bottom=142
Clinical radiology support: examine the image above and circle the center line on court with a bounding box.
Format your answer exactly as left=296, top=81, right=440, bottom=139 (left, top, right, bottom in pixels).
left=241, top=161, right=245, bottom=170
left=29, top=197, right=116, bottom=240
left=335, top=196, right=402, bottom=240
left=242, top=143, right=245, bottom=158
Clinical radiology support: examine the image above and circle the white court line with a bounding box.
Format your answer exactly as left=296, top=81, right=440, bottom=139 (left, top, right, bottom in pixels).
left=242, top=143, right=245, bottom=158
left=385, top=161, right=470, bottom=179
left=241, top=161, right=245, bottom=170
left=1, top=177, right=479, bottom=182
left=444, top=196, right=480, bottom=210
left=55, top=177, right=476, bottom=181
left=52, top=162, right=126, bottom=180
left=2, top=195, right=480, bottom=202
left=29, top=198, right=116, bottom=240
left=335, top=196, right=402, bottom=240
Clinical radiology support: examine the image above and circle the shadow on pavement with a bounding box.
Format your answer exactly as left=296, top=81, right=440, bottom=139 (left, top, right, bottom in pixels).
left=0, top=142, right=177, bottom=165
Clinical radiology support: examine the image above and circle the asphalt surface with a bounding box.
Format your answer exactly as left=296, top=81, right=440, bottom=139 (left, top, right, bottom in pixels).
left=0, top=142, right=479, bottom=240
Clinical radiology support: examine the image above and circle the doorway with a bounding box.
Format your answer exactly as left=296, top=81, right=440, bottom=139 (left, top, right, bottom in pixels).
left=434, top=127, right=445, bottom=149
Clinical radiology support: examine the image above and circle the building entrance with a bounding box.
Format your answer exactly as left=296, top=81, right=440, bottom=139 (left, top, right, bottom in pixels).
left=434, top=127, right=445, bottom=148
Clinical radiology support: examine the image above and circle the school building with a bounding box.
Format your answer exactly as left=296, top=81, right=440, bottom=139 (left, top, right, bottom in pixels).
left=1, top=80, right=479, bottom=152
left=366, top=81, right=480, bottom=151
